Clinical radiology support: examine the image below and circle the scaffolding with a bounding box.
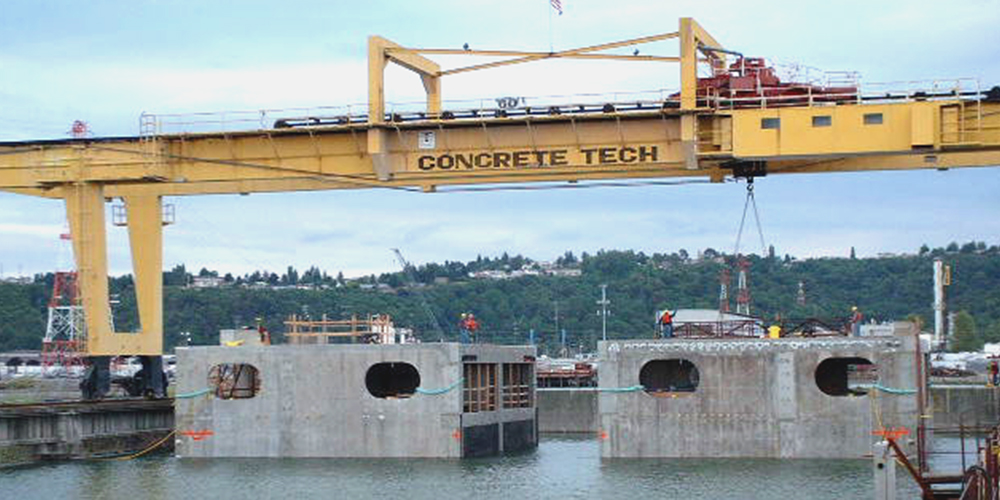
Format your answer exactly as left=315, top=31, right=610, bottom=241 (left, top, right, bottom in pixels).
left=283, top=313, right=409, bottom=345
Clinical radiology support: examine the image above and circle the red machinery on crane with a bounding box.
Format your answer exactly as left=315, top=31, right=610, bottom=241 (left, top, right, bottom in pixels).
left=695, top=57, right=859, bottom=107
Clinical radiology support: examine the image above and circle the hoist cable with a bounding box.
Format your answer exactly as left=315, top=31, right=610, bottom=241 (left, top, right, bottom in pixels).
left=733, top=180, right=768, bottom=257
left=733, top=184, right=752, bottom=256
left=749, top=185, right=767, bottom=254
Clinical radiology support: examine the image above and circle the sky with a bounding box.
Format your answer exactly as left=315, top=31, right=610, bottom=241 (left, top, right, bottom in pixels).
left=0, top=0, right=998, bottom=278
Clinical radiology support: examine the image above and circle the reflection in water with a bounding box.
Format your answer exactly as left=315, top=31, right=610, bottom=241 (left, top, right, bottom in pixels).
left=1, top=434, right=927, bottom=500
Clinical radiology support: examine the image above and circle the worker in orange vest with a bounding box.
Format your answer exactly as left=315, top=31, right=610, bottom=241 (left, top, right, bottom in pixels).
left=660, top=310, right=674, bottom=338
left=850, top=306, right=863, bottom=337
left=459, top=313, right=479, bottom=343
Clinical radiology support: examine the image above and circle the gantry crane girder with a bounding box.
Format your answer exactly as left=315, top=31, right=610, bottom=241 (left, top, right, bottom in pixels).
left=0, top=18, right=998, bottom=365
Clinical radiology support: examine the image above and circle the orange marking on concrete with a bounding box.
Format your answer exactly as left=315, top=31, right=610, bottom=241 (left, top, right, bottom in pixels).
left=872, top=427, right=910, bottom=440
left=180, top=430, right=215, bottom=441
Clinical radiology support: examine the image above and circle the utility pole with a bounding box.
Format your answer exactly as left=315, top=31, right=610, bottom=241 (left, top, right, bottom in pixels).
left=554, top=300, right=560, bottom=338
left=596, top=284, right=611, bottom=341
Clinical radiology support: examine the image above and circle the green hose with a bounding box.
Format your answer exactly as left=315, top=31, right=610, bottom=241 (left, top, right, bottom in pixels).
left=597, top=385, right=646, bottom=393
left=415, top=378, right=464, bottom=395
left=174, top=388, right=212, bottom=399
left=857, top=383, right=917, bottom=395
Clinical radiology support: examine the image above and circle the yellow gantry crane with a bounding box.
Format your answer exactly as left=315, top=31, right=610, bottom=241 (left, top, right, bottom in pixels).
left=0, top=18, right=997, bottom=397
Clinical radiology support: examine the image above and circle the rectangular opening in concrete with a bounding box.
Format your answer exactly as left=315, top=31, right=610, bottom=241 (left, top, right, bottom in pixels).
left=502, top=363, right=533, bottom=409
left=464, top=363, right=497, bottom=413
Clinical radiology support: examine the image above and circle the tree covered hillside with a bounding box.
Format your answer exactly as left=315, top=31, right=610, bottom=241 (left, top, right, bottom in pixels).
left=1, top=243, right=998, bottom=355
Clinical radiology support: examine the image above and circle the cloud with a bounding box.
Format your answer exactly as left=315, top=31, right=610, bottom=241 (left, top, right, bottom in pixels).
left=0, top=222, right=63, bottom=238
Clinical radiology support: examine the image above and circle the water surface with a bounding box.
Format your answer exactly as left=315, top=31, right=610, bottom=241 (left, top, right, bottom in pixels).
left=1, top=435, right=940, bottom=499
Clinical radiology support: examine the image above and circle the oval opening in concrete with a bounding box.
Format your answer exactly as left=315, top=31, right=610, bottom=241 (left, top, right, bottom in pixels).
left=639, top=359, right=700, bottom=394
left=815, top=357, right=876, bottom=396
left=208, top=363, right=261, bottom=399
left=366, top=362, right=420, bottom=399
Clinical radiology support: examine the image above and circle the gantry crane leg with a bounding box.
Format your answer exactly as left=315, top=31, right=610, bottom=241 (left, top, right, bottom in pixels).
left=124, top=194, right=166, bottom=398
left=65, top=184, right=166, bottom=398
left=65, top=183, right=114, bottom=398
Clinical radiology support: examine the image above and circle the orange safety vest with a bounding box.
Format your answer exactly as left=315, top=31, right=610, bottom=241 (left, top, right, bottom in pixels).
left=661, top=312, right=673, bottom=325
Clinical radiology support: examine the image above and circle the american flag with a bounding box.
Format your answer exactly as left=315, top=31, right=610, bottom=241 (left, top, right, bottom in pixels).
left=550, top=0, right=562, bottom=15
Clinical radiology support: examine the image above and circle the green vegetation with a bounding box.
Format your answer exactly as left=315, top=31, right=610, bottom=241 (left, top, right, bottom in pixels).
left=950, top=311, right=979, bottom=352
left=1, top=242, right=998, bottom=355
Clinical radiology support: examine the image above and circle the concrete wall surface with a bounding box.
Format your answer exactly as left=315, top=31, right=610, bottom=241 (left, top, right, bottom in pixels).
left=537, top=389, right=598, bottom=433
left=930, top=386, right=1000, bottom=428
left=598, top=331, right=921, bottom=459
left=174, top=343, right=535, bottom=458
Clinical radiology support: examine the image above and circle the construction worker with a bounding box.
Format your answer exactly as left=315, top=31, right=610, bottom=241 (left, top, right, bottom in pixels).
left=459, top=313, right=479, bottom=344
left=850, top=306, right=863, bottom=337
left=466, top=314, right=479, bottom=342
left=660, top=310, right=674, bottom=338
left=459, top=314, right=469, bottom=343
left=255, top=317, right=271, bottom=345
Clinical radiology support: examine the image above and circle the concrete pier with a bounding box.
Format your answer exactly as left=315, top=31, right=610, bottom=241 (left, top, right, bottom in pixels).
left=174, top=343, right=537, bottom=458
left=598, top=327, right=923, bottom=458
left=0, top=399, right=173, bottom=464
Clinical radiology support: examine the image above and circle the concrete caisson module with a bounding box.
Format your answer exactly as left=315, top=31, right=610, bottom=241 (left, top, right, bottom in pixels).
left=174, top=343, right=536, bottom=458
left=598, top=323, right=923, bottom=458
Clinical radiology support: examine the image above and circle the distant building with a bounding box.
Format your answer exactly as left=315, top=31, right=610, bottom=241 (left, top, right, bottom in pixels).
left=548, top=269, right=582, bottom=277
left=190, top=276, right=225, bottom=288
left=468, top=264, right=580, bottom=281
left=469, top=270, right=510, bottom=280
left=0, top=276, right=33, bottom=285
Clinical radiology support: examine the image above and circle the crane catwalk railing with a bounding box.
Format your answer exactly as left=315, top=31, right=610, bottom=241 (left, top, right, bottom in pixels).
left=137, top=79, right=989, bottom=137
